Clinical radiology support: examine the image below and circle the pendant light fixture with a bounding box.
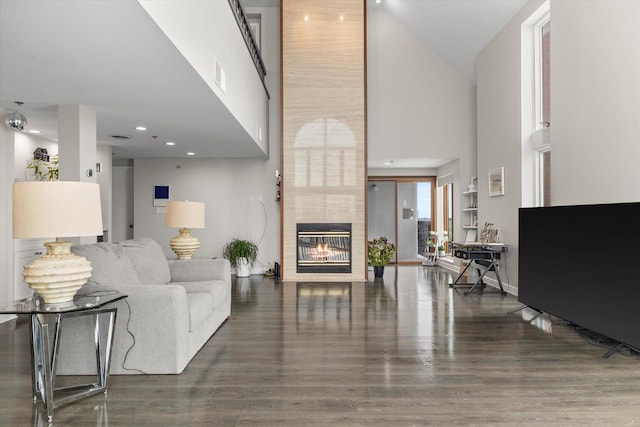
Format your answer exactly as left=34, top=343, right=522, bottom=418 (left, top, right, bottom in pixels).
left=4, top=101, right=28, bottom=131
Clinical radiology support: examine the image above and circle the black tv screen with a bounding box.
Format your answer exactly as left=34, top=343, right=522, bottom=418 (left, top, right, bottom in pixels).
left=519, top=202, right=640, bottom=351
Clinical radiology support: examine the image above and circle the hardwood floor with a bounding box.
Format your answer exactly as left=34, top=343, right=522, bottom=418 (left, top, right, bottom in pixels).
left=1, top=266, right=639, bottom=426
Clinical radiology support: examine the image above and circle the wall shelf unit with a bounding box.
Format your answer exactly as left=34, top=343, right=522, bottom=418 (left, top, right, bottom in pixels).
left=462, top=189, right=478, bottom=241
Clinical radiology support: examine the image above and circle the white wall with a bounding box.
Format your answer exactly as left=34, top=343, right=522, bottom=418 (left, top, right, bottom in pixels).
left=0, top=108, right=16, bottom=320
left=367, top=6, right=476, bottom=162
left=13, top=133, right=58, bottom=181
left=476, top=0, right=640, bottom=295
left=138, top=0, right=269, bottom=154
left=132, top=5, right=281, bottom=273
left=133, top=157, right=280, bottom=272
left=476, top=0, right=545, bottom=295
left=551, top=0, right=640, bottom=204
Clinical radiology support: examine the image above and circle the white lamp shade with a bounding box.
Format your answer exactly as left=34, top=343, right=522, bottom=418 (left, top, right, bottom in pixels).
left=13, top=181, right=103, bottom=239
left=165, top=201, right=205, bottom=229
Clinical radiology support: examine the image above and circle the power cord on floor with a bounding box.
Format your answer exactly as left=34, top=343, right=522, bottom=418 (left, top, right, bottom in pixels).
left=78, top=290, right=148, bottom=374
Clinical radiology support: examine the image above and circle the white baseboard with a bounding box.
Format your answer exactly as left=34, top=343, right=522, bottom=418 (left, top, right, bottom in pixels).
left=0, top=314, right=16, bottom=324
left=479, top=276, right=518, bottom=297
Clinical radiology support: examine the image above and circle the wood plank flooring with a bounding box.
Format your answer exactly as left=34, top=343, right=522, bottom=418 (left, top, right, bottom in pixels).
left=1, top=266, right=639, bottom=426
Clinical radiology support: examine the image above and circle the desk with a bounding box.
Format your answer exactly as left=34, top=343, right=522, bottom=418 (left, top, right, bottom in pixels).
left=0, top=292, right=126, bottom=421
left=449, top=242, right=507, bottom=295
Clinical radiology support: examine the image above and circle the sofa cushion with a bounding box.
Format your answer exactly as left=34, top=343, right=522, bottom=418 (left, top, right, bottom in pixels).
left=120, top=238, right=171, bottom=285
left=72, top=243, right=141, bottom=286
left=186, top=292, right=214, bottom=332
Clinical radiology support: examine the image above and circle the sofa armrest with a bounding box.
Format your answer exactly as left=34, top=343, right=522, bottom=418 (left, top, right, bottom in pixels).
left=168, top=258, right=231, bottom=285
left=66, top=282, right=191, bottom=374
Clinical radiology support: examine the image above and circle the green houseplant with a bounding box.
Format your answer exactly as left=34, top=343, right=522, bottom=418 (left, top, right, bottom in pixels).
left=26, top=154, right=59, bottom=181
left=223, top=238, right=258, bottom=277
left=368, top=237, right=396, bottom=278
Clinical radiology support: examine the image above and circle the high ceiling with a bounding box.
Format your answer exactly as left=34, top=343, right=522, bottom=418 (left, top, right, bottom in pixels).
left=379, top=0, right=527, bottom=83
left=1, top=0, right=526, bottom=161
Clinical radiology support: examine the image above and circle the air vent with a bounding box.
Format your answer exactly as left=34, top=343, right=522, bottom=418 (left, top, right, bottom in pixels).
left=111, top=135, right=131, bottom=140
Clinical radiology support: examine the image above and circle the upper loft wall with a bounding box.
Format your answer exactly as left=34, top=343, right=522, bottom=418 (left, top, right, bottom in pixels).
left=367, top=5, right=476, bottom=162
left=138, top=0, right=269, bottom=156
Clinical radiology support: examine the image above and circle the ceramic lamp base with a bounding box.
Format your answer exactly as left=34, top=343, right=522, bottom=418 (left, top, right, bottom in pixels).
left=22, top=241, right=92, bottom=304
left=170, top=228, right=200, bottom=260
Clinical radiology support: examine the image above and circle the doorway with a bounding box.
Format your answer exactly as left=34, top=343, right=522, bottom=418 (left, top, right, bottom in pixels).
left=367, top=177, right=436, bottom=264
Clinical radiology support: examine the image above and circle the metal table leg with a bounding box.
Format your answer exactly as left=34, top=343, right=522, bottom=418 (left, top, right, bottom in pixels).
left=27, top=308, right=118, bottom=421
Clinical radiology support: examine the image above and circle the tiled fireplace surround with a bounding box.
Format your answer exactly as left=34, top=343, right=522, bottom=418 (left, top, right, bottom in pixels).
left=281, top=0, right=366, bottom=281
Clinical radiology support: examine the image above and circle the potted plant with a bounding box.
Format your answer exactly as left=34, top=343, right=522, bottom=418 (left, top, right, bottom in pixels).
left=368, top=237, right=396, bottom=278
left=223, top=238, right=258, bottom=277
left=437, top=245, right=446, bottom=257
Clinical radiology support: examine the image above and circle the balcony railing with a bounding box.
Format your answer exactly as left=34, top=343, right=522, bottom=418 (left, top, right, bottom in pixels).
left=228, top=0, right=267, bottom=84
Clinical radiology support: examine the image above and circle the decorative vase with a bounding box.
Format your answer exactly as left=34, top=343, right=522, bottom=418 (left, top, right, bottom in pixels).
left=373, top=266, right=384, bottom=278
left=236, top=257, right=251, bottom=278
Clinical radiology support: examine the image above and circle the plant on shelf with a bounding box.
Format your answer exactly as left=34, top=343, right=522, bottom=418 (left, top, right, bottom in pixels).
left=437, top=245, right=446, bottom=256
left=368, top=237, right=396, bottom=279
left=223, top=238, right=258, bottom=278
left=26, top=154, right=59, bottom=181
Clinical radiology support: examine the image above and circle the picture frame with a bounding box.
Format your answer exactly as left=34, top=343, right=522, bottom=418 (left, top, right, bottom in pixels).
left=488, top=167, right=505, bottom=197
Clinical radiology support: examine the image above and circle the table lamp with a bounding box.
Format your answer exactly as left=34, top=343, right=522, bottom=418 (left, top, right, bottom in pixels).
left=165, top=200, right=205, bottom=259
left=13, top=181, right=103, bottom=304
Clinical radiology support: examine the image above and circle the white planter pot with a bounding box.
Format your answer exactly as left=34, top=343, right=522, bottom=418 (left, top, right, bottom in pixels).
left=236, top=257, right=251, bottom=277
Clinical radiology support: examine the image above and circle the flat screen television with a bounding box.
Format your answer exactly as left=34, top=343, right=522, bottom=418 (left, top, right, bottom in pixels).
left=519, top=202, right=640, bottom=352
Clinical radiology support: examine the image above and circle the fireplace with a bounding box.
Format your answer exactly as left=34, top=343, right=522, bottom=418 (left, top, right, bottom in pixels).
left=297, top=223, right=351, bottom=273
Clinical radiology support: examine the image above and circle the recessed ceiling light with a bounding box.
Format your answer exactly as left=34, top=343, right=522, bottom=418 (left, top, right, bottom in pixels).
left=339, top=15, right=344, bottom=21
left=384, top=160, right=394, bottom=166
left=186, top=152, right=195, bottom=156
left=135, top=126, right=147, bottom=131
left=166, top=141, right=176, bottom=146
left=304, top=15, right=309, bottom=21
left=28, top=129, right=41, bottom=134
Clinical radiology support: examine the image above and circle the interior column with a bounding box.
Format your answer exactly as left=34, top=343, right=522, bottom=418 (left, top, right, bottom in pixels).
left=58, top=104, right=99, bottom=244
left=281, top=0, right=367, bottom=282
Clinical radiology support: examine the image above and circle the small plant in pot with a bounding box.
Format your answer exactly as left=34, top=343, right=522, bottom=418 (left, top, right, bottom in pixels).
left=223, top=238, right=258, bottom=278
left=368, top=237, right=396, bottom=279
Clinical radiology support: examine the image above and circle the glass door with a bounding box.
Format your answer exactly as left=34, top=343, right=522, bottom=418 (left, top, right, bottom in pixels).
left=367, top=181, right=397, bottom=263
left=367, top=177, right=436, bottom=264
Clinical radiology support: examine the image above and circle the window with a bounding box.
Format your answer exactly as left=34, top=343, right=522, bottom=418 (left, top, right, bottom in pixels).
left=522, top=2, right=551, bottom=207
left=539, top=20, right=551, bottom=129
left=535, top=18, right=551, bottom=205
left=537, top=149, right=551, bottom=207
left=441, top=183, right=453, bottom=252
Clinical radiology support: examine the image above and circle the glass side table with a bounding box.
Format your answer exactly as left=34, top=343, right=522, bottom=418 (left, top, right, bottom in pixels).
left=0, top=292, right=127, bottom=422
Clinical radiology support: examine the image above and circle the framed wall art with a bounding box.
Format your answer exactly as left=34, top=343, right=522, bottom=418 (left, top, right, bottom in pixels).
left=488, top=167, right=505, bottom=197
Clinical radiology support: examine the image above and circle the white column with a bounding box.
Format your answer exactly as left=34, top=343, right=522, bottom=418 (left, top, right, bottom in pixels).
left=58, top=105, right=99, bottom=244
left=58, top=105, right=97, bottom=183
left=0, top=108, right=17, bottom=314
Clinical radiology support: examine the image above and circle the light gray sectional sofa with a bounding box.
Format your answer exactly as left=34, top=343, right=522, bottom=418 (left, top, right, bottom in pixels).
left=57, top=238, right=231, bottom=375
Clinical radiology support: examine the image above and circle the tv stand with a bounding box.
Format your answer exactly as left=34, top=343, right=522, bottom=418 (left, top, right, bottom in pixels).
left=449, top=242, right=507, bottom=295
left=602, top=342, right=640, bottom=359
left=508, top=304, right=542, bottom=315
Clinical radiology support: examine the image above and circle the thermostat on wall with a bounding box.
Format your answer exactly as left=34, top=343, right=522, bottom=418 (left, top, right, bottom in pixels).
left=153, top=185, right=170, bottom=207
